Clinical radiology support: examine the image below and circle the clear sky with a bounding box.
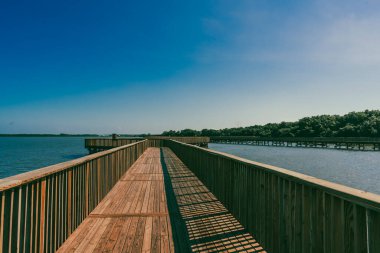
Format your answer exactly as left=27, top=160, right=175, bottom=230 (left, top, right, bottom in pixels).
left=1, top=0, right=380, bottom=134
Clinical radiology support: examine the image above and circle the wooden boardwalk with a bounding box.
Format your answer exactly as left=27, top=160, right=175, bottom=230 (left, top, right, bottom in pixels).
left=57, top=148, right=264, bottom=252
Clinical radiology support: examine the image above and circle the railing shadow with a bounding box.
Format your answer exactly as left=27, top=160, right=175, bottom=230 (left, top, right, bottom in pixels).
left=161, top=149, right=193, bottom=253
left=161, top=148, right=265, bottom=253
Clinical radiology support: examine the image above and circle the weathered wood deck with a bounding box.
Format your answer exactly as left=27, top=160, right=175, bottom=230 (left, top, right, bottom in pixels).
left=57, top=148, right=264, bottom=252
left=2, top=139, right=380, bottom=252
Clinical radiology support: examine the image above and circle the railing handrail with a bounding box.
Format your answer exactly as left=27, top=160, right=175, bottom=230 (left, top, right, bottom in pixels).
left=84, top=137, right=144, bottom=140
left=84, top=136, right=209, bottom=140
left=0, top=140, right=148, bottom=191
left=168, top=139, right=380, bottom=210
left=145, top=136, right=210, bottom=141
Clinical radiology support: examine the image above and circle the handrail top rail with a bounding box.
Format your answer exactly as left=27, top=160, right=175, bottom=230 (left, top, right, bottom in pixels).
left=85, top=137, right=144, bottom=140
left=84, top=136, right=209, bottom=141
left=145, top=136, right=210, bottom=140
left=0, top=140, right=147, bottom=192
left=169, top=140, right=380, bottom=209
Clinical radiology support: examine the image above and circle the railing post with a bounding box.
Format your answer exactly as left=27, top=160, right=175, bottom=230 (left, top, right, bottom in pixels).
left=39, top=179, right=46, bottom=253
left=85, top=163, right=89, bottom=216
left=67, top=170, right=72, bottom=236
left=367, top=209, right=380, bottom=252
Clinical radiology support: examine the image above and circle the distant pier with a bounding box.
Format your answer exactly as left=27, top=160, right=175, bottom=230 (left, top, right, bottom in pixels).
left=210, top=136, right=380, bottom=151
left=85, top=136, right=210, bottom=153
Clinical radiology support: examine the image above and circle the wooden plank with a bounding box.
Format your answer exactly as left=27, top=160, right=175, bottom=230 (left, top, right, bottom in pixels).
left=121, top=217, right=140, bottom=252
left=103, top=217, right=123, bottom=252
left=57, top=147, right=174, bottom=252
left=111, top=217, right=133, bottom=252
left=130, top=217, right=146, bottom=252
left=141, top=217, right=153, bottom=252
left=78, top=218, right=111, bottom=252
left=151, top=217, right=160, bottom=253
left=55, top=218, right=96, bottom=252
left=92, top=218, right=118, bottom=252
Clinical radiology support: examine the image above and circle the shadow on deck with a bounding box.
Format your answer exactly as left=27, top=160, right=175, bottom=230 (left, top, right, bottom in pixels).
left=57, top=148, right=265, bottom=252
left=162, top=148, right=265, bottom=253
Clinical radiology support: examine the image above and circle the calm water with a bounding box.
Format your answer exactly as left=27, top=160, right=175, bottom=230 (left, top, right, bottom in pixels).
left=1, top=138, right=379, bottom=195
left=209, top=143, right=380, bottom=195
left=0, top=137, right=88, bottom=178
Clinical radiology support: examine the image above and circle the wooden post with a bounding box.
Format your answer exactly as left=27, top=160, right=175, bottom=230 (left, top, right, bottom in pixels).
left=67, top=170, right=72, bottom=236
left=39, top=180, right=46, bottom=253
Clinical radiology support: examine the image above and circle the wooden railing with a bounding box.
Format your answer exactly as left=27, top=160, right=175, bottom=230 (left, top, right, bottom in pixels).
left=85, top=138, right=143, bottom=148
left=165, top=140, right=380, bottom=253
left=85, top=137, right=210, bottom=153
left=146, top=136, right=210, bottom=143
left=0, top=140, right=148, bottom=252
left=85, top=137, right=209, bottom=148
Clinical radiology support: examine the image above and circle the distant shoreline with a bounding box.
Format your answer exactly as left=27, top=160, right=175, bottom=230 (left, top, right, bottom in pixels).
left=0, top=134, right=144, bottom=137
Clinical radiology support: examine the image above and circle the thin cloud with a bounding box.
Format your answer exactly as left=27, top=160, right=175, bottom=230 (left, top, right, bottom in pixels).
left=309, top=16, right=380, bottom=66
left=196, top=1, right=380, bottom=68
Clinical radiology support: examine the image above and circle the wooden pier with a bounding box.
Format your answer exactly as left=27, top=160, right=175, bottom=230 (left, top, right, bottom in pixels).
left=0, top=138, right=380, bottom=252
left=57, top=148, right=264, bottom=252
left=85, top=138, right=144, bottom=153
left=210, top=136, right=380, bottom=151
left=85, top=137, right=210, bottom=153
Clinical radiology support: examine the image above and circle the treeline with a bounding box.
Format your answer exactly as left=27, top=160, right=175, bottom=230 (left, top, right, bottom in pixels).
left=162, top=110, right=380, bottom=138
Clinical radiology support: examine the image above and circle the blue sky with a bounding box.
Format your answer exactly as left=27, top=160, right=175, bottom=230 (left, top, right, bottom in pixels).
left=1, top=0, right=380, bottom=134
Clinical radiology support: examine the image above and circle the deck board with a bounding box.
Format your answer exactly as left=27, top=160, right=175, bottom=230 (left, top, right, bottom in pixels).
left=57, top=148, right=174, bottom=253
left=57, top=148, right=265, bottom=253
left=162, top=148, right=265, bottom=253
